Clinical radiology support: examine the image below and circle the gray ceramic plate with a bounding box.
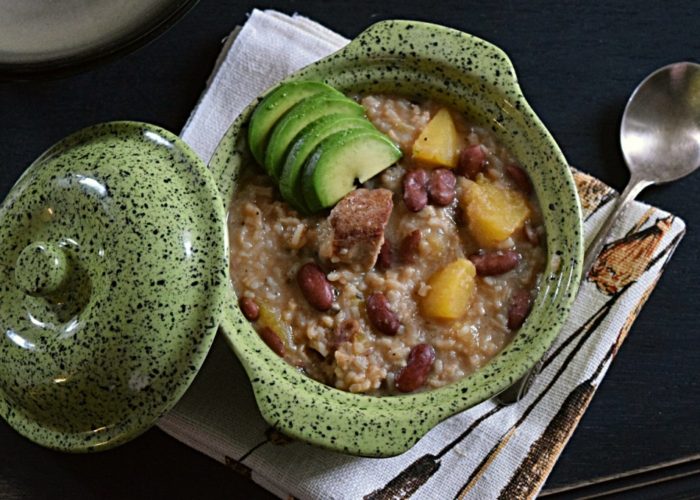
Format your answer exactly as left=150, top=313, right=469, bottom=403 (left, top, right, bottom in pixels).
left=211, top=20, right=584, bottom=457
left=0, top=0, right=197, bottom=79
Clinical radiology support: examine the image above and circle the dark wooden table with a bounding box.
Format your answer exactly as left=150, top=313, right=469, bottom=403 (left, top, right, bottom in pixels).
left=1, top=1, right=698, bottom=498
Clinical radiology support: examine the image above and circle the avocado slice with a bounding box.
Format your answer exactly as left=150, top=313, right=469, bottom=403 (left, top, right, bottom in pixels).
left=264, top=94, right=364, bottom=180
left=301, top=129, right=403, bottom=212
left=247, top=81, right=341, bottom=166
left=279, top=115, right=375, bottom=212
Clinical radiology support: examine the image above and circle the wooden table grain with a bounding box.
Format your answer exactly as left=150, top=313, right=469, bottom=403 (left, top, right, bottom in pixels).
left=1, top=1, right=698, bottom=498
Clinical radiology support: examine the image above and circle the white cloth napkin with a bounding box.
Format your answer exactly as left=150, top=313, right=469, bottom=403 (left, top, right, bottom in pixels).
left=159, top=9, right=686, bottom=499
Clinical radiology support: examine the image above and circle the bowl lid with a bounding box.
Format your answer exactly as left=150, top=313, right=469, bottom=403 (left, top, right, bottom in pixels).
left=0, top=121, right=227, bottom=451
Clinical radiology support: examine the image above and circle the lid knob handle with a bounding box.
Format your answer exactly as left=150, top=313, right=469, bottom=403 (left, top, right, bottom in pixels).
left=15, top=242, right=70, bottom=296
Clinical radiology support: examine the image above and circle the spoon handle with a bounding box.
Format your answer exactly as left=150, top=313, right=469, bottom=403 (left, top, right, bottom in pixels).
left=581, top=176, right=652, bottom=275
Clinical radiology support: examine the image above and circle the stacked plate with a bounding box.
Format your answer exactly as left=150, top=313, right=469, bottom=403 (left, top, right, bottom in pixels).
left=0, top=0, right=197, bottom=79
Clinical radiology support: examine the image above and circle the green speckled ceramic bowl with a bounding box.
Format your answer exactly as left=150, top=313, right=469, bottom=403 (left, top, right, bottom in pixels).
left=212, top=20, right=583, bottom=457
left=0, top=122, right=227, bottom=451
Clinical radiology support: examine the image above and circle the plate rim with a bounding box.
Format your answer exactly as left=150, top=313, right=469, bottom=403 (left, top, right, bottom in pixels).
left=0, top=0, right=199, bottom=81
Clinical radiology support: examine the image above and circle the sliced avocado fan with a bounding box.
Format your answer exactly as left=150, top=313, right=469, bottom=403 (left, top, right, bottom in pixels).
left=247, top=81, right=341, bottom=165
left=263, top=93, right=364, bottom=180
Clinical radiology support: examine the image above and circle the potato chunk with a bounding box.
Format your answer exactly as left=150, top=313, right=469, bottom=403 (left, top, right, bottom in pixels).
left=257, top=303, right=289, bottom=346
left=461, top=175, right=531, bottom=247
left=412, top=108, right=460, bottom=168
left=421, top=258, right=477, bottom=320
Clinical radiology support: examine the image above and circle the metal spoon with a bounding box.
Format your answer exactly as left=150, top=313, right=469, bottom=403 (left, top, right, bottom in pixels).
left=497, top=61, right=700, bottom=405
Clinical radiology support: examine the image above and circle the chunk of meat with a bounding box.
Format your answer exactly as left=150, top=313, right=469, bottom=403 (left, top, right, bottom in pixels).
left=318, top=188, right=394, bottom=271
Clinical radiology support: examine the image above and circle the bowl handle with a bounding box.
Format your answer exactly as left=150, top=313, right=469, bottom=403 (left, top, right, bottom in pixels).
left=219, top=293, right=445, bottom=457
left=335, top=19, right=522, bottom=94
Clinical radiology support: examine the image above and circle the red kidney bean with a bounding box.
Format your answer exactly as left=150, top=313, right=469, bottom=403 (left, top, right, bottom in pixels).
left=395, top=343, right=436, bottom=393
left=505, top=163, right=533, bottom=195
left=400, top=229, right=421, bottom=265
left=508, top=289, right=533, bottom=330
left=428, top=168, right=457, bottom=206
left=297, top=262, right=334, bottom=311
left=259, top=326, right=285, bottom=357
left=239, top=297, right=260, bottom=321
left=468, top=250, right=521, bottom=276
left=377, top=239, right=393, bottom=270
left=331, top=319, right=360, bottom=351
left=456, top=144, right=487, bottom=179
left=366, top=292, right=400, bottom=336
left=403, top=169, right=429, bottom=212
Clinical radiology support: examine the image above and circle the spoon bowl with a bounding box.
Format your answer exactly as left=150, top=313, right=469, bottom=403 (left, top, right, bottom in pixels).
left=621, top=62, right=700, bottom=184
left=581, top=61, right=700, bottom=273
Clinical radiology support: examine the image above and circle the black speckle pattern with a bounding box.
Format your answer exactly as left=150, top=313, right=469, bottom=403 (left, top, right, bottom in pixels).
left=0, top=122, right=227, bottom=452
left=210, top=20, right=583, bottom=457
